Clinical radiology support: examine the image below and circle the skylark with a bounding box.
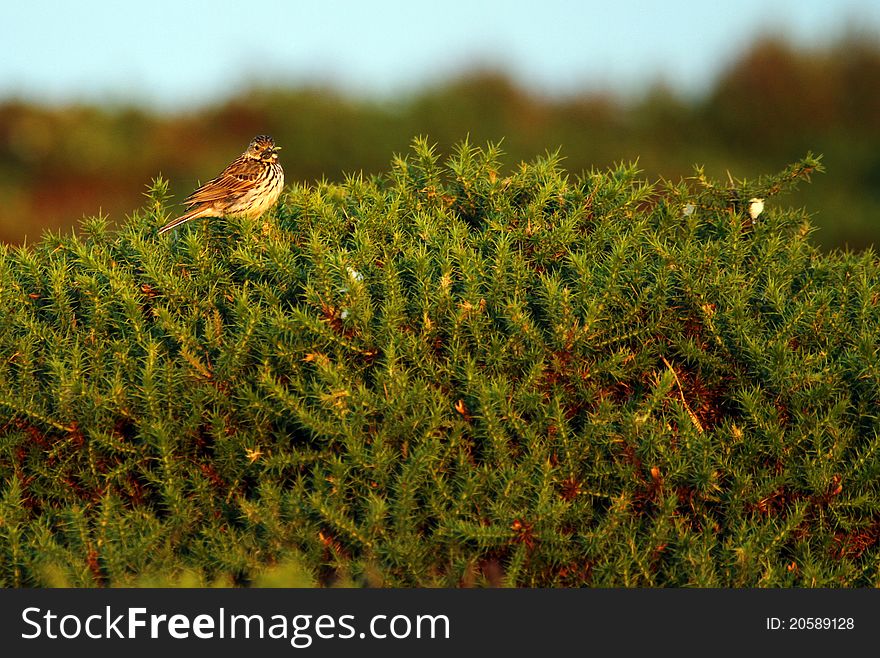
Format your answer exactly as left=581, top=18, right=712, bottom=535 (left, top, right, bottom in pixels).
left=158, top=135, right=284, bottom=234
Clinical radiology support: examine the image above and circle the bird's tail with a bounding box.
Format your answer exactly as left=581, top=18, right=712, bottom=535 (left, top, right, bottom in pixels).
left=157, top=207, right=210, bottom=234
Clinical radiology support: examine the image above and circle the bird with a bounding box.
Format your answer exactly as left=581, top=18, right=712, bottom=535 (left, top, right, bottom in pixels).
left=158, top=135, right=284, bottom=234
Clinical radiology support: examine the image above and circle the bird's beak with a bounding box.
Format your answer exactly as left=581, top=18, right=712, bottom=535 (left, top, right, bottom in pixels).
left=273, top=146, right=282, bottom=152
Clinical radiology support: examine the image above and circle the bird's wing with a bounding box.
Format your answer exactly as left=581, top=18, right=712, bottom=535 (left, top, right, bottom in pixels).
left=183, top=156, right=264, bottom=206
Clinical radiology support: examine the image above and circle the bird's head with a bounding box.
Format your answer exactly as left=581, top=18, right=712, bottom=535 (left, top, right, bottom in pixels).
left=245, top=135, right=281, bottom=162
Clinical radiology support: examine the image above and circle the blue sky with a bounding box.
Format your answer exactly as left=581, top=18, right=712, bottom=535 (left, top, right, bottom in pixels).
left=3, top=0, right=878, bottom=109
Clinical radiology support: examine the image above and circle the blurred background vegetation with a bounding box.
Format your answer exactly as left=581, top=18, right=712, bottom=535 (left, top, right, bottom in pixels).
left=1, top=33, right=878, bottom=250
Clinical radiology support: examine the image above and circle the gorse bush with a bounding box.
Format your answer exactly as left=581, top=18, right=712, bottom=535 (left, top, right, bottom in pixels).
left=1, top=139, right=878, bottom=587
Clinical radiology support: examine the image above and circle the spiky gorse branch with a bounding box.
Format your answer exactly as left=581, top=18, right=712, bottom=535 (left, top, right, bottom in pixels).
left=0, top=139, right=877, bottom=588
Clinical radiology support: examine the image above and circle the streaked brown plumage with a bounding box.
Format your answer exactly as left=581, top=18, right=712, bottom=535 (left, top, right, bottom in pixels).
left=158, top=135, right=284, bottom=234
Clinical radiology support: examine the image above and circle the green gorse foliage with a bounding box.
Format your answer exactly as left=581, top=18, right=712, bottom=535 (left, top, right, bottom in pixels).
left=1, top=138, right=877, bottom=587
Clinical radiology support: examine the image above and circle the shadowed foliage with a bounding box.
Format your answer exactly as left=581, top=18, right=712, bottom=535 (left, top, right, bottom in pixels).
left=1, top=140, right=879, bottom=587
